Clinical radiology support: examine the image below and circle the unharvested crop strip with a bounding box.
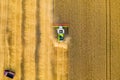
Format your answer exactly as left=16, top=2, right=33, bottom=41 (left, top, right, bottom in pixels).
left=39, top=0, right=54, bottom=80
left=0, top=0, right=8, bottom=79
left=7, top=0, right=17, bottom=75
left=23, top=0, right=36, bottom=80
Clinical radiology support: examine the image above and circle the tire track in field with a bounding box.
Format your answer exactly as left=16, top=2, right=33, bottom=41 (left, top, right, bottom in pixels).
left=35, top=0, right=40, bottom=79
left=21, top=0, right=26, bottom=80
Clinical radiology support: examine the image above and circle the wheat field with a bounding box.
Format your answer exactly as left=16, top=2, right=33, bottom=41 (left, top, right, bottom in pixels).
left=1, top=0, right=120, bottom=80
left=54, top=0, right=120, bottom=80
left=0, top=0, right=68, bottom=80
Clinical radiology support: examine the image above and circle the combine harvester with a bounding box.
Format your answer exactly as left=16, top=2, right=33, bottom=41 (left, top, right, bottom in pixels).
left=53, top=24, right=69, bottom=42
left=53, top=24, right=70, bottom=49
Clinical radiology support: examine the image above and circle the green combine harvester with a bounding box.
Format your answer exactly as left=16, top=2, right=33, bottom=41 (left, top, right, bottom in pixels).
left=53, top=24, right=69, bottom=42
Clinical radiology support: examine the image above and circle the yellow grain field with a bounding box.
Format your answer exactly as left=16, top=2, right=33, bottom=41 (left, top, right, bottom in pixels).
left=0, top=1, right=8, bottom=80
left=39, top=0, right=68, bottom=80
left=22, top=0, right=36, bottom=80
left=2, top=0, right=120, bottom=80
left=0, top=0, right=68, bottom=80
left=6, top=1, right=22, bottom=80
